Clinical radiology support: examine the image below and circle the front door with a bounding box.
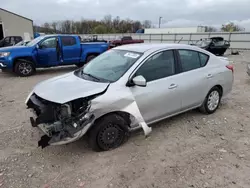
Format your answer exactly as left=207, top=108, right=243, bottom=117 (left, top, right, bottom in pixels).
left=37, top=37, right=59, bottom=67
left=130, top=50, right=182, bottom=123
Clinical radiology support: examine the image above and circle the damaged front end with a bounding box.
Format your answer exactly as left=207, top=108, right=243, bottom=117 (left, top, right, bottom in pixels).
left=26, top=93, right=95, bottom=148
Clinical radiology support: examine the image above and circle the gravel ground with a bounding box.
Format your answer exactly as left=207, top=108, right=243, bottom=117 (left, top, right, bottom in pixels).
left=0, top=51, right=250, bottom=188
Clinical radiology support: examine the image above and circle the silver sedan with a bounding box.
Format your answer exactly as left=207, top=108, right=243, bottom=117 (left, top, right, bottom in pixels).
left=26, top=43, right=234, bottom=151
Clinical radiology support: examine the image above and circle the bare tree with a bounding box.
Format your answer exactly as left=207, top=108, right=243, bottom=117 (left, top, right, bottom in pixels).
left=205, top=26, right=217, bottom=32
left=142, top=20, right=152, bottom=28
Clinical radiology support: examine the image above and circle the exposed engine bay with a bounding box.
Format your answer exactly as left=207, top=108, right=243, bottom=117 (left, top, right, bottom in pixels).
left=27, top=93, right=95, bottom=148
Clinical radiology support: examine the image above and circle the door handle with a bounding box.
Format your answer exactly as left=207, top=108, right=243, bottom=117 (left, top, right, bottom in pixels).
left=168, top=84, right=177, bottom=89
left=207, top=74, right=213, bottom=78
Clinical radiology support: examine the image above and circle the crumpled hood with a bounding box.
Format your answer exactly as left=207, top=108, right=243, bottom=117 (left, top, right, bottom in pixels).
left=32, top=72, right=109, bottom=104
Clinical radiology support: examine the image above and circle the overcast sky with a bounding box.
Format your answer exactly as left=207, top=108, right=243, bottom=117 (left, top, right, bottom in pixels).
left=2, top=0, right=250, bottom=30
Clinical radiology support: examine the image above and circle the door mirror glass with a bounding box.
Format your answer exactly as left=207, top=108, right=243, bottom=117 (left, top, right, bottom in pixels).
left=132, top=75, right=147, bottom=87
left=36, top=44, right=39, bottom=49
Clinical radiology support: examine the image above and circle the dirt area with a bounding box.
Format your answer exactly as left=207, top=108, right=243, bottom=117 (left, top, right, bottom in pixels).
left=0, top=51, right=250, bottom=188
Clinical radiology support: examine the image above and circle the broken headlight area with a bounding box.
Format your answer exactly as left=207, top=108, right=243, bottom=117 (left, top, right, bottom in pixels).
left=26, top=93, right=94, bottom=148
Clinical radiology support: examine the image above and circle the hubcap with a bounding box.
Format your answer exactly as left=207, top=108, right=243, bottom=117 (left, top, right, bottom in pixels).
left=97, top=124, right=124, bottom=150
left=18, top=62, right=32, bottom=75
left=207, top=90, right=220, bottom=111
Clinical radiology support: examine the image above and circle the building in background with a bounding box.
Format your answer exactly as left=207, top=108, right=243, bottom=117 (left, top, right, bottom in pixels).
left=144, top=26, right=206, bottom=34
left=0, top=8, right=33, bottom=41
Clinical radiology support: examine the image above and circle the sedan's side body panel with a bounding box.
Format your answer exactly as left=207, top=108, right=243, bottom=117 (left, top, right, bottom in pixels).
left=171, top=67, right=211, bottom=111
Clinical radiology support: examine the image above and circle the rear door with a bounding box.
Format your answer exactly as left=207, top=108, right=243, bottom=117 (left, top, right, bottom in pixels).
left=61, top=36, right=81, bottom=64
left=130, top=50, right=182, bottom=123
left=36, top=36, right=59, bottom=66
left=176, top=49, right=211, bottom=110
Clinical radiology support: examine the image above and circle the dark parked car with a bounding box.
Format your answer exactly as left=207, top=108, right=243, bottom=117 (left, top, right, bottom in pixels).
left=191, top=37, right=230, bottom=56
left=0, top=36, right=23, bottom=47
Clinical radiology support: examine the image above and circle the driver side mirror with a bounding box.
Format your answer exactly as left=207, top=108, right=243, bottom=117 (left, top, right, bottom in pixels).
left=132, top=75, right=147, bottom=87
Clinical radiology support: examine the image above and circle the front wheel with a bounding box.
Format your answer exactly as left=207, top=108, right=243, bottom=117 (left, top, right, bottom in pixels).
left=199, top=87, right=222, bottom=114
left=88, top=114, right=129, bottom=152
left=14, top=59, right=35, bottom=77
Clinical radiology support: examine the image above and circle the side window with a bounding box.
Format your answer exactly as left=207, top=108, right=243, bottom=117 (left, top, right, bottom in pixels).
left=40, top=37, right=57, bottom=48
left=10, top=37, right=15, bottom=45
left=61, top=36, right=76, bottom=46
left=178, top=50, right=200, bottom=72
left=15, top=37, right=22, bottom=43
left=135, top=50, right=175, bottom=82
left=4, top=37, right=10, bottom=44
left=199, top=53, right=209, bottom=67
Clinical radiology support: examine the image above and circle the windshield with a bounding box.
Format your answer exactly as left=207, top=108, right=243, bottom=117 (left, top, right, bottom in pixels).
left=26, top=36, right=46, bottom=47
left=196, top=39, right=211, bottom=47
left=15, top=41, right=24, bottom=46
left=79, top=49, right=142, bottom=82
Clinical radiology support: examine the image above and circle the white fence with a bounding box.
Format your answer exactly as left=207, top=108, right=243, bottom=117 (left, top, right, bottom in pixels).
left=79, top=32, right=250, bottom=49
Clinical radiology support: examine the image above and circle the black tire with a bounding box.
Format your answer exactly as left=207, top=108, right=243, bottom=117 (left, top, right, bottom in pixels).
left=86, top=55, right=97, bottom=63
left=88, top=114, right=130, bottom=152
left=14, top=59, right=35, bottom=77
left=199, top=86, right=222, bottom=114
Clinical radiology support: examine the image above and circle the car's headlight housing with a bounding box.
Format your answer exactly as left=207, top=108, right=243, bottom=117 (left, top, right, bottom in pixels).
left=0, top=52, right=10, bottom=57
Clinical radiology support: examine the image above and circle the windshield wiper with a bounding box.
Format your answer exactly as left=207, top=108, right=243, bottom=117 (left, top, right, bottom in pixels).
left=82, top=71, right=101, bottom=81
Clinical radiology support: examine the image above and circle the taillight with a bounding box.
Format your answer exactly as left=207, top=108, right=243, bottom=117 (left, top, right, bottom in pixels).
left=226, top=65, right=234, bottom=73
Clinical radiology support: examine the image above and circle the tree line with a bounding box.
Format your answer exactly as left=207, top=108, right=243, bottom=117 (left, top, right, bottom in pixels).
left=34, top=15, right=245, bottom=34
left=34, top=15, right=152, bottom=34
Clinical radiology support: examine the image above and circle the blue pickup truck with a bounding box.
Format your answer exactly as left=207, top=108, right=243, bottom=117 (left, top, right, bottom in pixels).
left=0, top=35, right=109, bottom=76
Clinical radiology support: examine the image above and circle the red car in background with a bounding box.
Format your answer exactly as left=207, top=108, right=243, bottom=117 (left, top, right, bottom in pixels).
left=109, top=36, right=144, bottom=48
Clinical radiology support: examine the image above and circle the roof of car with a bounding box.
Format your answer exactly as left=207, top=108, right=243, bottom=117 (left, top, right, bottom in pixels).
left=115, top=43, right=197, bottom=53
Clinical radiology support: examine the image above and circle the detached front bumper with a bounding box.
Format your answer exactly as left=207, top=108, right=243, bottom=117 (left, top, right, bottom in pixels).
left=27, top=93, right=95, bottom=148
left=35, top=113, right=95, bottom=148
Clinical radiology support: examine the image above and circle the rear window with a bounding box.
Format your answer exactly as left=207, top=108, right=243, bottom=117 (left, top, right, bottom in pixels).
left=178, top=50, right=209, bottom=72
left=199, top=53, right=209, bottom=66
left=122, top=36, right=132, bottom=40
left=61, top=36, right=77, bottom=46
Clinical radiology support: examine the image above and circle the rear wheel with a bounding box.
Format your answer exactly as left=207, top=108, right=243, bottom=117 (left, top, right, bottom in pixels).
left=14, top=59, right=35, bottom=77
left=88, top=114, right=129, bottom=152
left=199, top=87, right=222, bottom=114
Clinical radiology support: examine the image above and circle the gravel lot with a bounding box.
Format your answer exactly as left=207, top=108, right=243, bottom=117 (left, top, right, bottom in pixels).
left=0, top=51, right=250, bottom=188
